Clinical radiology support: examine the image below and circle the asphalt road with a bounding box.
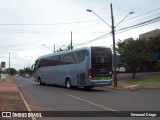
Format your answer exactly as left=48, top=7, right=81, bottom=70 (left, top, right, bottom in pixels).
left=13, top=76, right=160, bottom=120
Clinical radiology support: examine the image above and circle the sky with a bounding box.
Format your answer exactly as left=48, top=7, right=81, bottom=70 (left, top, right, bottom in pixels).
left=0, top=0, right=160, bottom=70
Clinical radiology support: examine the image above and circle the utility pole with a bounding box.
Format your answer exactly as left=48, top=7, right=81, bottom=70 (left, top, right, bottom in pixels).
left=71, top=31, right=73, bottom=50
left=86, top=4, right=133, bottom=87
left=9, top=52, right=10, bottom=77
left=110, top=3, right=117, bottom=87
left=54, top=44, right=55, bottom=53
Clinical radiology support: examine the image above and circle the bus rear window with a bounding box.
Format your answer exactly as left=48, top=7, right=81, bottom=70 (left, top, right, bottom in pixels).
left=95, top=56, right=111, bottom=64
left=91, top=47, right=112, bottom=64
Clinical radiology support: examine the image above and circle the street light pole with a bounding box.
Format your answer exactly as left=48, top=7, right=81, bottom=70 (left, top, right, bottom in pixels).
left=71, top=31, right=73, bottom=50
left=110, top=3, right=117, bottom=87
left=54, top=44, right=56, bottom=53
left=42, top=44, right=53, bottom=53
left=86, top=3, right=134, bottom=87
left=9, top=52, right=10, bottom=77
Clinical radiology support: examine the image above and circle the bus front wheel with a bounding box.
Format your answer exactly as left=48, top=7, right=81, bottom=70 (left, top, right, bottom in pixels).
left=66, top=78, right=72, bottom=89
left=39, top=77, right=45, bottom=85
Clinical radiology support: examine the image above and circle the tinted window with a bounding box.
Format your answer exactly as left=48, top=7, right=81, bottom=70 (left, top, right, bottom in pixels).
left=47, top=55, right=60, bottom=66
left=38, top=55, right=60, bottom=67
left=60, top=52, right=77, bottom=65
left=91, top=47, right=112, bottom=64
left=91, top=47, right=112, bottom=56
left=76, top=50, right=87, bottom=63
left=91, top=47, right=112, bottom=78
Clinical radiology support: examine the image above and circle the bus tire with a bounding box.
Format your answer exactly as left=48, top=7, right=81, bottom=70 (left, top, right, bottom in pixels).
left=66, top=78, right=72, bottom=89
left=39, top=77, right=45, bottom=85
left=84, top=86, right=93, bottom=90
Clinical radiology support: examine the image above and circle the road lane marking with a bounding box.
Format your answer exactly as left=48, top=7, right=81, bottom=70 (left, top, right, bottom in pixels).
left=19, top=91, right=37, bottom=120
left=63, top=92, right=117, bottom=112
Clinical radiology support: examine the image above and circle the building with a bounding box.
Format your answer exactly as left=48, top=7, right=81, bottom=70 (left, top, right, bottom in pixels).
left=139, top=29, right=160, bottom=72
left=1, top=62, right=6, bottom=68
left=139, top=29, right=160, bottom=40
left=0, top=62, right=6, bottom=72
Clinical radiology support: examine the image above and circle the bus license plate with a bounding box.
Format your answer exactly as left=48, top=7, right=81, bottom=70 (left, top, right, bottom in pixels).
left=94, top=77, right=111, bottom=80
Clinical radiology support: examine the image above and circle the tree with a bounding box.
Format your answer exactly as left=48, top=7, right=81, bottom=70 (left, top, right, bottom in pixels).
left=116, top=39, right=150, bottom=78
left=155, top=60, right=160, bottom=71
left=31, top=64, right=35, bottom=70
left=19, top=67, right=33, bottom=76
left=57, top=48, right=63, bottom=52
left=5, top=68, right=17, bottom=75
left=66, top=45, right=73, bottom=51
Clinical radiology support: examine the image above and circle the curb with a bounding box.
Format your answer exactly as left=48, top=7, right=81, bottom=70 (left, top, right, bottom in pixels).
left=106, top=85, right=142, bottom=91
left=121, top=85, right=142, bottom=91
left=107, top=84, right=160, bottom=91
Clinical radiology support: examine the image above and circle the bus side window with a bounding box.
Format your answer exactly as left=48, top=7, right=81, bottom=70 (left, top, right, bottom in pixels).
left=76, top=50, right=87, bottom=63
left=60, top=52, right=75, bottom=65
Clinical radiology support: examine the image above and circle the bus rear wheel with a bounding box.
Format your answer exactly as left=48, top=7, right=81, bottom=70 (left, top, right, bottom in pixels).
left=66, top=78, right=72, bottom=89
left=84, top=86, right=94, bottom=90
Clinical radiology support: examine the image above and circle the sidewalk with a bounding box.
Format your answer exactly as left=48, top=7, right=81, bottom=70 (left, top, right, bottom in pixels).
left=0, top=77, right=32, bottom=120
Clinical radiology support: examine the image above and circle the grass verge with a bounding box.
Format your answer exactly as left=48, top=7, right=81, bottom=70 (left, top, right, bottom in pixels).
left=128, top=75, right=160, bottom=87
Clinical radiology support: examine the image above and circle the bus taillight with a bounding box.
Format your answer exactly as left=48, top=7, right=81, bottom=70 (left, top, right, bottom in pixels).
left=88, top=69, right=94, bottom=80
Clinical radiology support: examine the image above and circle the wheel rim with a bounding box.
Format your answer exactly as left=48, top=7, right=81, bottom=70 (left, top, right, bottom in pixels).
left=66, top=80, right=71, bottom=88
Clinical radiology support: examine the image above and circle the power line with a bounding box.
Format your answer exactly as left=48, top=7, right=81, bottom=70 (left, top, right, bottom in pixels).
left=114, top=8, right=160, bottom=29
left=133, top=0, right=160, bottom=13
left=0, top=1, right=160, bottom=49
left=124, top=7, right=160, bottom=22
left=117, top=13, right=160, bottom=30
left=0, top=21, right=101, bottom=35
left=1, top=15, right=159, bottom=49
left=0, top=7, right=159, bottom=35
left=113, top=0, right=159, bottom=22
left=75, top=16, right=160, bottom=47
left=93, top=7, right=160, bottom=35
left=116, top=16, right=160, bottom=33
left=0, top=32, right=70, bottom=48
left=74, top=32, right=111, bottom=47
left=0, top=19, right=102, bottom=26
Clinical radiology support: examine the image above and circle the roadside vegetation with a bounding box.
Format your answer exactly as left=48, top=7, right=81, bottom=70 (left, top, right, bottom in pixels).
left=128, top=75, right=160, bottom=87
left=116, top=34, right=160, bottom=78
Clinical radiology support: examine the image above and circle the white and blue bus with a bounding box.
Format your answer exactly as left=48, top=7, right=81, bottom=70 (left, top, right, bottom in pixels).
left=34, top=46, right=112, bottom=89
